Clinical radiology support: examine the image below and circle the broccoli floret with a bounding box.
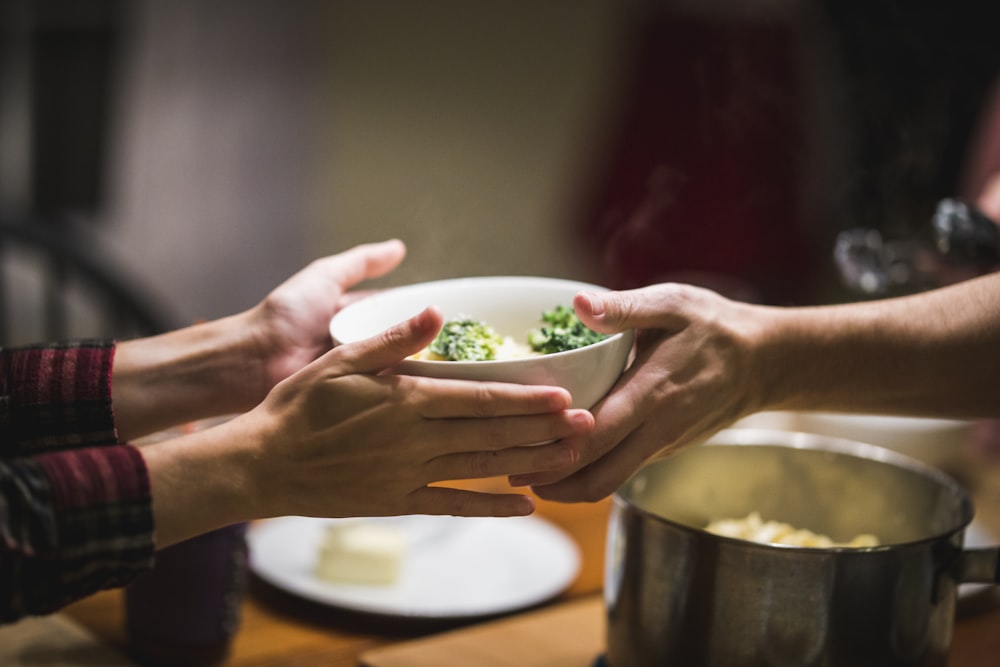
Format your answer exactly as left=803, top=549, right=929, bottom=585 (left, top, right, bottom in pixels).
left=528, top=304, right=609, bottom=354
left=429, top=318, right=503, bottom=361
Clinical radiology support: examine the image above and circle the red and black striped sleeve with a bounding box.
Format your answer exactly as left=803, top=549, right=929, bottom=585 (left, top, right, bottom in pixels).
left=0, top=342, right=154, bottom=622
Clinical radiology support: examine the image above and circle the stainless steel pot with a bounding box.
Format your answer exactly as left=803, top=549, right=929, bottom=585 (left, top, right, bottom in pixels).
left=605, top=429, right=1000, bottom=667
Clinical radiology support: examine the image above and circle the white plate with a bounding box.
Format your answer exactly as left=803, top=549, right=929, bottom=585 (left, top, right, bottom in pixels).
left=248, top=514, right=581, bottom=618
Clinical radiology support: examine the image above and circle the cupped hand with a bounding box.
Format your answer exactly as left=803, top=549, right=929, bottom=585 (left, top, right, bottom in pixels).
left=232, top=305, right=594, bottom=519
left=245, top=239, right=407, bottom=404
left=511, top=283, right=760, bottom=503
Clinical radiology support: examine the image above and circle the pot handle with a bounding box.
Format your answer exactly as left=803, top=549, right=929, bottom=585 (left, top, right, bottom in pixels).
left=956, top=546, right=1000, bottom=584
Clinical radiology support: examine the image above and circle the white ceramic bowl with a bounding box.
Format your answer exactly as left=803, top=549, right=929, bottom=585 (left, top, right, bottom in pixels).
left=329, top=276, right=634, bottom=409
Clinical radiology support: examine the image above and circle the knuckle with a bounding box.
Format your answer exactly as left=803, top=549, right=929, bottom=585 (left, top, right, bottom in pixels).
left=614, top=293, right=638, bottom=326
left=538, top=445, right=569, bottom=470
left=472, top=384, right=500, bottom=418
left=599, top=292, right=627, bottom=327
left=467, top=451, right=497, bottom=478
left=378, top=320, right=410, bottom=351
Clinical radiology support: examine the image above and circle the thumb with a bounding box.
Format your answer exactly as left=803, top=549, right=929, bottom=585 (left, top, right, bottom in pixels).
left=331, top=305, right=444, bottom=375
left=573, top=286, right=692, bottom=334
left=319, top=239, right=407, bottom=294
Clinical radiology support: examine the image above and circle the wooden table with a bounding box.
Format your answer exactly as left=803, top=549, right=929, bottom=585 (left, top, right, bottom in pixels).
left=64, top=457, right=1000, bottom=666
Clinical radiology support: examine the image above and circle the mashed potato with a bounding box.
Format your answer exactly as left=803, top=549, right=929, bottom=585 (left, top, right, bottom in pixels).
left=705, top=512, right=879, bottom=548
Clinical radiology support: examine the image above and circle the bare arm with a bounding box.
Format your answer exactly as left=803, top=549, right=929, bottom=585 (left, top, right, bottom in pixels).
left=107, top=240, right=593, bottom=547
left=141, top=306, right=591, bottom=548
left=758, top=272, right=1000, bottom=417
left=520, top=272, right=1000, bottom=502
left=112, top=240, right=408, bottom=440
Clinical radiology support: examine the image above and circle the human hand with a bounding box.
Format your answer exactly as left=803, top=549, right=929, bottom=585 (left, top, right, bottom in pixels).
left=145, top=304, right=594, bottom=544
left=510, top=284, right=759, bottom=502
left=242, top=239, right=408, bottom=407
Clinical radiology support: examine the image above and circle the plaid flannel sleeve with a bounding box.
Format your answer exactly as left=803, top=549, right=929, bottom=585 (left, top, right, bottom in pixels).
left=0, top=342, right=155, bottom=621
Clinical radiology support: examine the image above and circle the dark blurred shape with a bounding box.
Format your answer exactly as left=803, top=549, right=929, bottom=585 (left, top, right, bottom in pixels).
left=835, top=198, right=1000, bottom=296
left=576, top=7, right=816, bottom=305
left=125, top=522, right=248, bottom=667
left=819, top=0, right=1000, bottom=241
left=933, top=199, right=1000, bottom=263
left=0, top=0, right=124, bottom=217
left=0, top=1, right=176, bottom=345
left=0, top=213, right=178, bottom=345
left=576, top=1, right=1000, bottom=305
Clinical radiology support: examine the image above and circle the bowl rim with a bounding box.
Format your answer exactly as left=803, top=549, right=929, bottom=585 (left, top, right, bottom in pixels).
left=330, top=275, right=634, bottom=364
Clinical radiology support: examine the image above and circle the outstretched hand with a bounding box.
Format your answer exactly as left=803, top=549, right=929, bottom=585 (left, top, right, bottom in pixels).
left=246, top=239, right=408, bottom=402
left=146, top=303, right=595, bottom=545
left=511, top=284, right=757, bottom=503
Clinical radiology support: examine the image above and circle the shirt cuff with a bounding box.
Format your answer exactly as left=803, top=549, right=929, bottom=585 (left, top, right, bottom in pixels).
left=5, top=444, right=154, bottom=618
left=1, top=341, right=118, bottom=454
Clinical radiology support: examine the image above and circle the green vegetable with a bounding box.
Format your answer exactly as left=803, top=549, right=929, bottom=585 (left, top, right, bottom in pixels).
left=429, top=318, right=503, bottom=361
left=528, top=304, right=609, bottom=354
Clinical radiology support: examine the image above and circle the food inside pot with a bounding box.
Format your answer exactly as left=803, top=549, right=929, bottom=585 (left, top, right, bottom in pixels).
left=705, top=511, right=879, bottom=548
left=621, top=439, right=972, bottom=548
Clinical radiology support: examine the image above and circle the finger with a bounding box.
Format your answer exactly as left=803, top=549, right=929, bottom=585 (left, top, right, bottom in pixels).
left=414, top=380, right=573, bottom=419
left=529, top=407, right=711, bottom=503
left=321, top=239, right=407, bottom=291
left=418, top=409, right=592, bottom=458
left=330, top=306, right=444, bottom=374
left=426, top=439, right=579, bottom=481
left=507, top=352, right=656, bottom=486
left=530, top=431, right=666, bottom=503
left=267, top=241, right=407, bottom=318
left=408, top=486, right=535, bottom=517
left=573, top=285, right=695, bottom=335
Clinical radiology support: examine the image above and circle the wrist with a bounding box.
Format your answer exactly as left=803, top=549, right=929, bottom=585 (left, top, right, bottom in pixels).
left=113, top=313, right=267, bottom=440
left=748, top=302, right=880, bottom=413
left=141, top=422, right=257, bottom=548
left=739, top=302, right=803, bottom=414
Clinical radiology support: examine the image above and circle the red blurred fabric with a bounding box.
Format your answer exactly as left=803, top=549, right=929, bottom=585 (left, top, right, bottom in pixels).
left=579, top=14, right=818, bottom=303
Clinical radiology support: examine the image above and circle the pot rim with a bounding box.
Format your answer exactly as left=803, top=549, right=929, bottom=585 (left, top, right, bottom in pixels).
left=614, top=427, right=976, bottom=553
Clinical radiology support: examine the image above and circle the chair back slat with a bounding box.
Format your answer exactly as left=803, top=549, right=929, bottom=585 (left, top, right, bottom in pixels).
left=0, top=216, right=179, bottom=347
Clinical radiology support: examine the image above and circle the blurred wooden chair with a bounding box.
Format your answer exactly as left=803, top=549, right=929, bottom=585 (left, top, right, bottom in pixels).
left=0, top=215, right=179, bottom=346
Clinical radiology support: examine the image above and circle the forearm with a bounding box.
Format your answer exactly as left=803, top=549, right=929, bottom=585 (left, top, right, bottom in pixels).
left=755, top=273, right=1000, bottom=418
left=139, top=418, right=260, bottom=548
left=112, top=312, right=267, bottom=442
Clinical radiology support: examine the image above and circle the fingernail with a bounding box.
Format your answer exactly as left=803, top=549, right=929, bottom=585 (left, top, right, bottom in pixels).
left=571, top=410, right=593, bottom=429
left=582, top=291, right=604, bottom=317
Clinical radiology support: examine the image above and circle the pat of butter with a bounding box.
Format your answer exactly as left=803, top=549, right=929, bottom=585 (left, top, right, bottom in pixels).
left=315, top=522, right=405, bottom=585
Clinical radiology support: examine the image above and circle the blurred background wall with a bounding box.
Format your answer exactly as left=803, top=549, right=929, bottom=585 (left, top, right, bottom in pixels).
left=1, top=0, right=998, bottom=331
left=317, top=0, right=632, bottom=290
left=105, top=0, right=319, bottom=321
left=1, top=0, right=635, bottom=326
